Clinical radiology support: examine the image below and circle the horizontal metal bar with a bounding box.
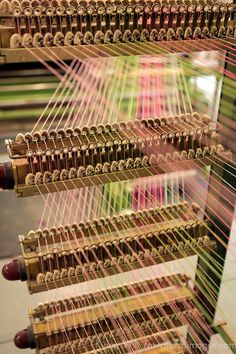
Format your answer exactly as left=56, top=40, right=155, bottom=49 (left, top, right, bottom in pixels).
left=28, top=240, right=216, bottom=293
left=14, top=155, right=227, bottom=198
left=0, top=39, right=233, bottom=65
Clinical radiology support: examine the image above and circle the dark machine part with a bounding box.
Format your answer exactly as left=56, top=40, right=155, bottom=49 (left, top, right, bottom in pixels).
left=0, top=161, right=14, bottom=190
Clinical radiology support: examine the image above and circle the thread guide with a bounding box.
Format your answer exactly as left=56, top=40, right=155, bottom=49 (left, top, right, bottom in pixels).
left=1, top=112, right=232, bottom=197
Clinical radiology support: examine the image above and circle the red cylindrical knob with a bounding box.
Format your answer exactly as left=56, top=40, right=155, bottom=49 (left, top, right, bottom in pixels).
left=14, top=329, right=30, bottom=349
left=2, top=258, right=20, bottom=281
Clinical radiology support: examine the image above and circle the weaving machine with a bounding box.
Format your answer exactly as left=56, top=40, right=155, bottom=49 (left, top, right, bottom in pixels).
left=0, top=0, right=235, bottom=62
left=1, top=0, right=236, bottom=353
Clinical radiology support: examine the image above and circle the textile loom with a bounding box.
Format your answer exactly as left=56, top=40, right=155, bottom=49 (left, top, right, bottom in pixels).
left=0, top=0, right=235, bottom=61
left=0, top=0, right=236, bottom=353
